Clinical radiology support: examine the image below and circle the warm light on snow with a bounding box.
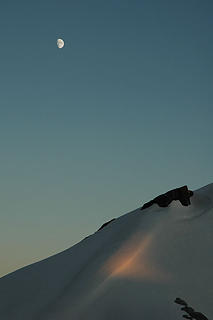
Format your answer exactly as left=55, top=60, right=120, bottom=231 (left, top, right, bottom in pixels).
left=102, top=234, right=170, bottom=281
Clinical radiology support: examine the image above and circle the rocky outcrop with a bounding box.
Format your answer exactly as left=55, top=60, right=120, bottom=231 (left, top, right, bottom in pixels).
left=175, top=297, right=208, bottom=320
left=141, top=185, right=193, bottom=210
left=98, top=218, right=116, bottom=231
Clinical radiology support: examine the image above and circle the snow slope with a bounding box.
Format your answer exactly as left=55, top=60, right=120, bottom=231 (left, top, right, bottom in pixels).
left=0, top=183, right=213, bottom=320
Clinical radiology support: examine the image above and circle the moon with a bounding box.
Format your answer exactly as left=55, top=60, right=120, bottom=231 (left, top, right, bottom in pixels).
left=57, top=39, right=65, bottom=49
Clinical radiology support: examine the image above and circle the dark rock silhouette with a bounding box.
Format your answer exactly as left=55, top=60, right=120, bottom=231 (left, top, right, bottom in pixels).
left=192, top=312, right=209, bottom=320
left=98, top=218, right=116, bottom=231
left=175, top=297, right=188, bottom=306
left=181, top=307, right=195, bottom=317
left=175, top=297, right=208, bottom=320
left=141, top=185, right=193, bottom=210
left=181, top=307, right=208, bottom=320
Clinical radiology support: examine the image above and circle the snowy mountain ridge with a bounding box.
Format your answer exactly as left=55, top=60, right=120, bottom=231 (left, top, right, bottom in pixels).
left=0, top=183, right=213, bottom=320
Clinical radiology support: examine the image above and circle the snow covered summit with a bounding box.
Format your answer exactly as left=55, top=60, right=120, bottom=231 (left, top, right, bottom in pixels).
left=0, top=183, right=213, bottom=320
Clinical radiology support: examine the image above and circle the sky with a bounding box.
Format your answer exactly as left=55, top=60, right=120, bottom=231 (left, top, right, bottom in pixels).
left=0, top=0, right=212, bottom=277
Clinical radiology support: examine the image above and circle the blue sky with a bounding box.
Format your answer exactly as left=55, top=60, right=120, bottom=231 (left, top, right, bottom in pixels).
left=0, top=0, right=212, bottom=276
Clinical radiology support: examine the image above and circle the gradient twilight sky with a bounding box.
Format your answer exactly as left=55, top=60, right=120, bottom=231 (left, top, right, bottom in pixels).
left=0, top=0, right=212, bottom=277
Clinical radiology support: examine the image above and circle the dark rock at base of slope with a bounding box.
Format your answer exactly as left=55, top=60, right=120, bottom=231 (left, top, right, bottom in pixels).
left=192, top=312, right=209, bottom=320
left=175, top=297, right=188, bottom=306
left=181, top=306, right=209, bottom=320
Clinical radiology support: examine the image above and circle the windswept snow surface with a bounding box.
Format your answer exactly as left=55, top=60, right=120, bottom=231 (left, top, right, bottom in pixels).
left=0, top=184, right=213, bottom=320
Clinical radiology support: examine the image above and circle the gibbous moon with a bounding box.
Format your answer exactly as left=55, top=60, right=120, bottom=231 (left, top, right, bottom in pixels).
left=57, top=38, right=65, bottom=49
